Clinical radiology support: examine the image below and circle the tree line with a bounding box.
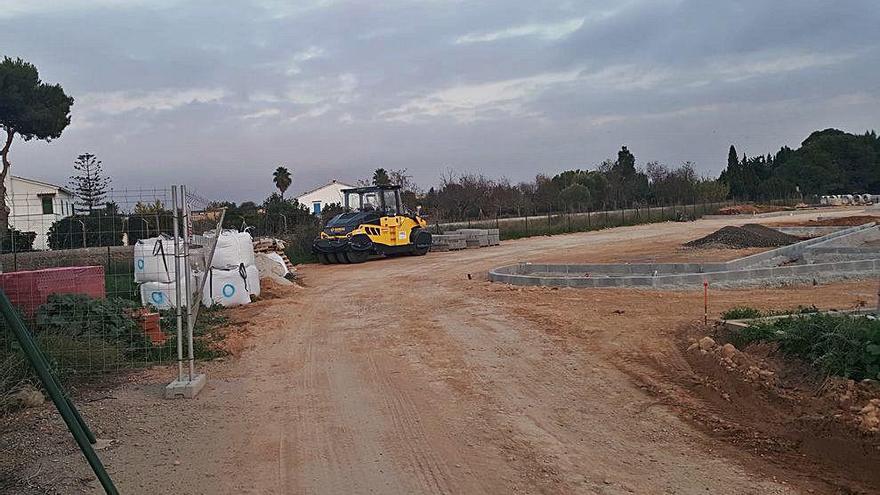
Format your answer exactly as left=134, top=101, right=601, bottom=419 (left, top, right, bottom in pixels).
left=416, top=146, right=731, bottom=221
left=720, top=128, right=880, bottom=200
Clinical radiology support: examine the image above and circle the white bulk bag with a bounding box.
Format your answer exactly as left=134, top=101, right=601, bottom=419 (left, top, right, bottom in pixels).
left=202, top=266, right=251, bottom=307
left=139, top=269, right=198, bottom=310
left=254, top=252, right=289, bottom=278
left=236, top=232, right=257, bottom=267
left=134, top=236, right=179, bottom=283
left=140, top=281, right=177, bottom=310
left=245, top=264, right=260, bottom=297
left=205, top=230, right=257, bottom=269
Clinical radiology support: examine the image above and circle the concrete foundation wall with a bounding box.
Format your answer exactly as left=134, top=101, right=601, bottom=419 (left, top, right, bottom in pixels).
left=489, top=223, right=880, bottom=290
left=491, top=259, right=880, bottom=289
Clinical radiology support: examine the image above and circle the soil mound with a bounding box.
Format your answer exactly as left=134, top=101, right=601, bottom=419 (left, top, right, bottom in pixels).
left=685, top=224, right=799, bottom=249
left=806, top=215, right=880, bottom=227
left=716, top=204, right=793, bottom=215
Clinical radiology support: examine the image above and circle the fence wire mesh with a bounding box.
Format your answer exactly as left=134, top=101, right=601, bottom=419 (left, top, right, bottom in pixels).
left=427, top=200, right=744, bottom=239
left=0, top=187, right=226, bottom=401
left=0, top=185, right=799, bottom=401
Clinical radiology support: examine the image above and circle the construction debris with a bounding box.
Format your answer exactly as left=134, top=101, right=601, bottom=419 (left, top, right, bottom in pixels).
left=253, top=237, right=296, bottom=273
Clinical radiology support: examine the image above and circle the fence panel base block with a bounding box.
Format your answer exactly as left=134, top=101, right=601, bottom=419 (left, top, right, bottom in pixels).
left=165, top=373, right=207, bottom=399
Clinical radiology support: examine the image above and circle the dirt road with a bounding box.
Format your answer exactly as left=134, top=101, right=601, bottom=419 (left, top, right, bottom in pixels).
left=5, top=209, right=877, bottom=494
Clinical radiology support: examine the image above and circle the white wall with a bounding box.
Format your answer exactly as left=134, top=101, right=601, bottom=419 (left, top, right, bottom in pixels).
left=296, top=181, right=356, bottom=215
left=5, top=176, right=76, bottom=250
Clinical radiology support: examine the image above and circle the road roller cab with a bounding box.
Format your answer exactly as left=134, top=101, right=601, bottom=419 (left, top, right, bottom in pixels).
left=312, top=185, right=432, bottom=264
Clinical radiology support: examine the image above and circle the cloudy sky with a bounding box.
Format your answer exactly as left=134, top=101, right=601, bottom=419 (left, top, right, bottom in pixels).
left=2, top=0, right=878, bottom=201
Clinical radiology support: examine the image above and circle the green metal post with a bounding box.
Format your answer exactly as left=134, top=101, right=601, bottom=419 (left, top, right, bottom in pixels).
left=0, top=290, right=118, bottom=495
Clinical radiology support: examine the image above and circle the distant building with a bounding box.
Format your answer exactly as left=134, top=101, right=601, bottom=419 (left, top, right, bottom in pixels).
left=296, top=180, right=355, bottom=215
left=4, top=175, right=77, bottom=250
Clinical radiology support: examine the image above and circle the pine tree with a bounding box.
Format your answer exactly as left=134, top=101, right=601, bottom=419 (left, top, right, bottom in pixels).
left=727, top=145, right=738, bottom=171
left=69, top=153, right=110, bottom=214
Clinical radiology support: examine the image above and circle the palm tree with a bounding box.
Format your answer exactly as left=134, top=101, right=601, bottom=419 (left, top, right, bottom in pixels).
left=273, top=166, right=292, bottom=199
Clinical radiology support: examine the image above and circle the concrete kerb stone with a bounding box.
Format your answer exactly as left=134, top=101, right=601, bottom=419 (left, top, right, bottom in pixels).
left=774, top=226, right=849, bottom=237
left=489, top=259, right=880, bottom=289
left=724, top=223, right=874, bottom=271
left=721, top=307, right=879, bottom=332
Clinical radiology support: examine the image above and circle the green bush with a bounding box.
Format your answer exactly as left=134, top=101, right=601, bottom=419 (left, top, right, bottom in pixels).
left=105, top=260, right=138, bottom=301
left=47, top=212, right=124, bottom=249
left=35, top=293, right=148, bottom=354
left=0, top=228, right=36, bottom=253
left=731, top=314, right=880, bottom=380
left=721, top=306, right=763, bottom=320
left=36, top=333, right=127, bottom=375
left=158, top=304, right=230, bottom=360
left=721, top=305, right=819, bottom=320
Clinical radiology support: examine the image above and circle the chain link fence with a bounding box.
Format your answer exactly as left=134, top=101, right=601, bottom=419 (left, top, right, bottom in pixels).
left=425, top=199, right=753, bottom=239
left=0, top=186, right=229, bottom=409
left=0, top=187, right=805, bottom=406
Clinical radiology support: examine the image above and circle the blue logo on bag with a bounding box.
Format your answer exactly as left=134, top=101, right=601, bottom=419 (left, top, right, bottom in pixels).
left=151, top=291, right=165, bottom=304
left=222, top=284, right=235, bottom=297
left=137, top=259, right=145, bottom=270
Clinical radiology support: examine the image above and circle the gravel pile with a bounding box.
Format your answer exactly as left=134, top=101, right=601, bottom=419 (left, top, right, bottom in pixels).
left=685, top=224, right=800, bottom=249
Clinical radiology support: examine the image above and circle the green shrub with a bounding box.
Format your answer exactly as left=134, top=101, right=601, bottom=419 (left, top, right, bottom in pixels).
left=721, top=305, right=819, bottom=320
left=35, top=293, right=148, bottom=355
left=104, top=260, right=138, bottom=301
left=47, top=212, right=124, bottom=249
left=721, top=306, right=763, bottom=320
left=36, top=334, right=127, bottom=375
left=731, top=314, right=880, bottom=380
left=0, top=350, right=32, bottom=411
left=1, top=228, right=37, bottom=253
left=158, top=304, right=230, bottom=360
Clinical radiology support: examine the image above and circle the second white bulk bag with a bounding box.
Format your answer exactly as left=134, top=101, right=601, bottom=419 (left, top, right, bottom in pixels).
left=202, top=266, right=251, bottom=307
left=134, top=236, right=179, bottom=283
left=140, top=281, right=177, bottom=310
left=245, top=264, right=260, bottom=297
left=139, top=269, right=200, bottom=310
left=205, top=230, right=256, bottom=269
left=254, top=252, right=289, bottom=278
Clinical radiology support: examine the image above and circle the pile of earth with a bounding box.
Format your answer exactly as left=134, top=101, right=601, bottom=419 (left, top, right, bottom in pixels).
left=685, top=224, right=800, bottom=249
left=802, top=215, right=880, bottom=227
left=716, top=204, right=794, bottom=215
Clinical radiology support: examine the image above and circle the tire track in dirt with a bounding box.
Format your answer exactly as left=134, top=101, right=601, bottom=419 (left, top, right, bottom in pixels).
left=364, top=353, right=458, bottom=495
left=280, top=295, right=386, bottom=495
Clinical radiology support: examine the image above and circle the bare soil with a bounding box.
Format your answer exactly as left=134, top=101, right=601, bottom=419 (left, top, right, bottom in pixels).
left=778, top=215, right=880, bottom=227
left=2, top=208, right=878, bottom=495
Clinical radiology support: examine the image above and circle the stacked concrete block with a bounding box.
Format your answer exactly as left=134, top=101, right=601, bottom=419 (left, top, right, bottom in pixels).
left=487, top=228, right=500, bottom=246
left=431, top=233, right=467, bottom=252
left=432, top=228, right=501, bottom=252
left=454, top=229, right=491, bottom=248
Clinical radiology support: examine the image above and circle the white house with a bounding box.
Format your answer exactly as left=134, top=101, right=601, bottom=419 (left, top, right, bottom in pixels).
left=296, top=180, right=356, bottom=215
left=5, top=175, right=77, bottom=250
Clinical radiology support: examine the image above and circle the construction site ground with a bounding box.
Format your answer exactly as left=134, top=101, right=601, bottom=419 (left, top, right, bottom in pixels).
left=3, top=207, right=879, bottom=495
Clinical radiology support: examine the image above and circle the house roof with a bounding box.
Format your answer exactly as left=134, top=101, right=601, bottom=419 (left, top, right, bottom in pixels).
left=10, top=175, right=75, bottom=195
left=296, top=179, right=356, bottom=199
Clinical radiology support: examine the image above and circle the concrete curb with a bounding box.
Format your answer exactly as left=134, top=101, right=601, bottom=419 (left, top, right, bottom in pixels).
left=488, top=223, right=880, bottom=289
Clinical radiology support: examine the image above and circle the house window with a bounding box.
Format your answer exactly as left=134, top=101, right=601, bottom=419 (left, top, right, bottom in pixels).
left=41, top=196, right=54, bottom=214
left=312, top=201, right=322, bottom=214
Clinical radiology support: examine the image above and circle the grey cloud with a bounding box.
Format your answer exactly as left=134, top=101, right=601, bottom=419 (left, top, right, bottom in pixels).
left=1, top=0, right=878, bottom=201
